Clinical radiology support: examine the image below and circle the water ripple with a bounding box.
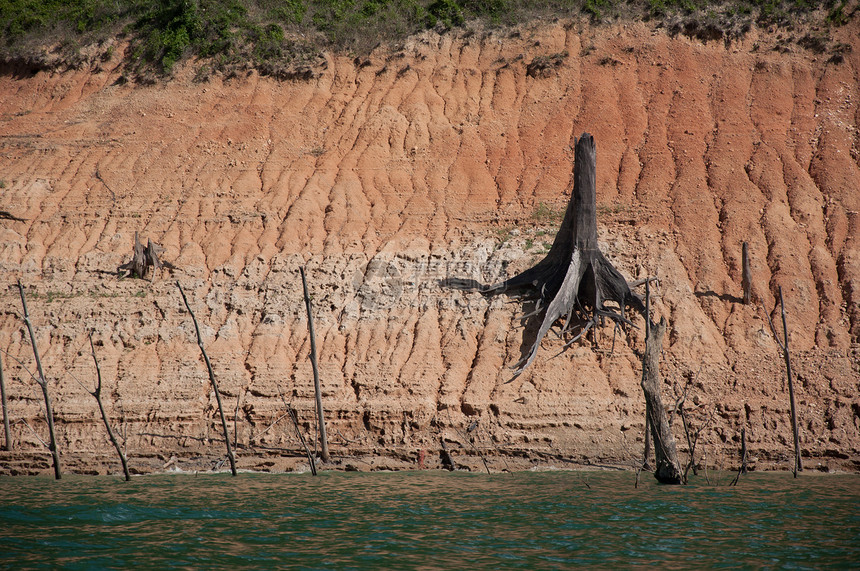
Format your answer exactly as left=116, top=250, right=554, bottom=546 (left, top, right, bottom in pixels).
left=0, top=471, right=857, bottom=568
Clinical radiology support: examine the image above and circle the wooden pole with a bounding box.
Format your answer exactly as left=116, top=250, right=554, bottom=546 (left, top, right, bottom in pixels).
left=643, top=405, right=652, bottom=471
left=730, top=428, right=748, bottom=486
left=177, top=281, right=237, bottom=476
left=779, top=287, right=803, bottom=476
left=742, top=242, right=752, bottom=305
left=640, top=280, right=682, bottom=484
left=17, top=280, right=62, bottom=479
left=678, top=404, right=697, bottom=479
left=642, top=282, right=652, bottom=472
left=288, top=406, right=317, bottom=476
left=89, top=332, right=130, bottom=480
left=300, top=267, right=330, bottom=463
left=0, top=351, right=11, bottom=450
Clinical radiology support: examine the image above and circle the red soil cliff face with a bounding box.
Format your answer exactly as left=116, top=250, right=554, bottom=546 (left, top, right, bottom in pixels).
left=0, top=19, right=857, bottom=475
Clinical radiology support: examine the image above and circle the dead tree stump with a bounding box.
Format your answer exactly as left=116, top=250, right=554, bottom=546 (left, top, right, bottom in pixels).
left=444, top=133, right=644, bottom=374
left=641, top=317, right=682, bottom=484
left=118, top=232, right=164, bottom=279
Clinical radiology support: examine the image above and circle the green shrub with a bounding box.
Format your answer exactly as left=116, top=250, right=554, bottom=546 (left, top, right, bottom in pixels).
left=133, top=0, right=204, bottom=72
left=0, top=1, right=850, bottom=77
left=584, top=0, right=609, bottom=19
left=427, top=0, right=464, bottom=28
left=259, top=0, right=306, bottom=24
left=460, top=0, right=509, bottom=23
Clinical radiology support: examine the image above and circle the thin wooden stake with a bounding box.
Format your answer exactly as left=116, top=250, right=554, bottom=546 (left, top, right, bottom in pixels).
left=288, top=406, right=317, bottom=476
left=679, top=404, right=697, bottom=479
left=742, top=242, right=752, bottom=305
left=730, top=428, right=748, bottom=486
left=233, top=390, right=242, bottom=451
left=0, top=351, right=11, bottom=451
left=17, top=280, right=61, bottom=479
left=779, top=287, right=803, bottom=476
left=643, top=410, right=652, bottom=471
left=177, top=281, right=237, bottom=476
left=88, top=332, right=130, bottom=481
left=300, top=267, right=330, bottom=463
left=449, top=412, right=490, bottom=474
left=642, top=280, right=652, bottom=471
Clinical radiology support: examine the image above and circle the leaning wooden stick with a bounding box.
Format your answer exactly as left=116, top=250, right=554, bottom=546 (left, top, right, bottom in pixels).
left=177, top=281, right=237, bottom=476
left=642, top=414, right=652, bottom=471
left=288, top=406, right=317, bottom=476
left=300, top=267, right=330, bottom=463
left=17, top=280, right=62, bottom=480
left=730, top=428, right=748, bottom=486
left=764, top=287, right=803, bottom=476
left=0, top=351, right=11, bottom=451
left=89, top=332, right=130, bottom=481
left=778, top=288, right=802, bottom=476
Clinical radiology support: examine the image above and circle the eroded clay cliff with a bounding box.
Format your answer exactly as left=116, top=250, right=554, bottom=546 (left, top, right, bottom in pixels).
left=0, top=18, right=858, bottom=475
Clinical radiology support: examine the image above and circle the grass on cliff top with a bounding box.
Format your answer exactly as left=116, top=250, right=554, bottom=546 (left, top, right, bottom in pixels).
left=0, top=0, right=852, bottom=79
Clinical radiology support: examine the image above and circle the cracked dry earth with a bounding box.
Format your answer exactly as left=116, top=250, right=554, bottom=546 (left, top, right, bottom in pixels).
left=0, top=18, right=858, bottom=477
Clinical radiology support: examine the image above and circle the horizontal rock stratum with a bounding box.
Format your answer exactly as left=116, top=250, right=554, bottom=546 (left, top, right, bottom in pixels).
left=0, top=18, right=858, bottom=475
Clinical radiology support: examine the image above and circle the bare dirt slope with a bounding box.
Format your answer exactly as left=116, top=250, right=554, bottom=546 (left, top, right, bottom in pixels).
left=0, top=19, right=858, bottom=476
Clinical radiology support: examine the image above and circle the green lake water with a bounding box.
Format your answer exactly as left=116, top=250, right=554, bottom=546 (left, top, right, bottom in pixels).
left=1, top=470, right=857, bottom=569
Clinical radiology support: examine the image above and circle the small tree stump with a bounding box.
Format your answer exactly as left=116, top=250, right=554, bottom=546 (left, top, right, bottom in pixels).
left=118, top=232, right=164, bottom=279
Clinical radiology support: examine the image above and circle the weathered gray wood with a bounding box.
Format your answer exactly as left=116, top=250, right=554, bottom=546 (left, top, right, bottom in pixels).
left=177, top=281, right=237, bottom=476
left=779, top=287, right=803, bottom=476
left=145, top=239, right=164, bottom=277
left=118, top=232, right=164, bottom=279
left=642, top=413, right=652, bottom=471
left=0, top=351, right=11, bottom=451
left=288, top=405, right=317, bottom=476
left=640, top=280, right=682, bottom=484
left=120, top=231, right=146, bottom=278
left=440, top=439, right=457, bottom=471
left=301, top=266, right=330, bottom=463
left=730, top=427, right=748, bottom=486
left=764, top=287, right=803, bottom=476
left=444, top=133, right=644, bottom=374
left=641, top=317, right=682, bottom=484
left=674, top=373, right=704, bottom=480
left=88, top=332, right=130, bottom=481
left=17, top=280, right=61, bottom=479
left=742, top=242, right=752, bottom=305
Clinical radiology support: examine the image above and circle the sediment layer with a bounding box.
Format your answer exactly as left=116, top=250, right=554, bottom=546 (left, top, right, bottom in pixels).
left=0, top=18, right=858, bottom=475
